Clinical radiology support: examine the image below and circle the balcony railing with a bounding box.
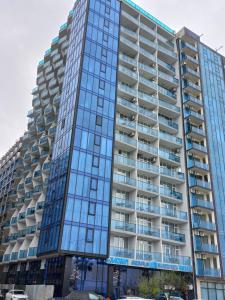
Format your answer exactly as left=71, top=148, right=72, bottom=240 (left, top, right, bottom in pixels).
left=159, top=148, right=180, bottom=163
left=111, top=220, right=136, bottom=232
left=187, top=160, right=209, bottom=171
left=138, top=124, right=158, bottom=138
left=136, top=251, right=161, bottom=261
left=159, top=116, right=178, bottom=130
left=138, top=141, right=158, bottom=155
left=160, top=186, right=183, bottom=201
left=136, top=202, right=160, bottom=214
left=159, top=99, right=181, bottom=113
left=160, top=167, right=184, bottom=180
left=189, top=177, right=211, bottom=190
left=190, top=194, right=213, bottom=210
left=110, top=247, right=134, bottom=259
left=186, top=142, right=207, bottom=154
left=159, top=131, right=182, bottom=145
left=195, top=242, right=218, bottom=254
left=192, top=216, right=216, bottom=231
left=196, top=268, right=221, bottom=278
left=28, top=247, right=37, bottom=257
left=115, top=133, right=136, bottom=147
left=137, top=225, right=160, bottom=237
left=161, top=207, right=187, bottom=220
left=112, top=197, right=135, bottom=209
left=163, top=254, right=191, bottom=265
left=161, top=230, right=185, bottom=243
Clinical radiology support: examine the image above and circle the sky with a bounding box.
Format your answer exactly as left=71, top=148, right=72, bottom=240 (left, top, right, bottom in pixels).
left=0, top=0, right=225, bottom=157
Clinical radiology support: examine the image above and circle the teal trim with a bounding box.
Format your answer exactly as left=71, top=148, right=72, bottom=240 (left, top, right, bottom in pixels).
left=38, top=59, right=44, bottom=66
left=123, top=0, right=174, bottom=34
left=60, top=23, right=67, bottom=31
left=52, top=36, right=60, bottom=44
left=45, top=48, right=51, bottom=56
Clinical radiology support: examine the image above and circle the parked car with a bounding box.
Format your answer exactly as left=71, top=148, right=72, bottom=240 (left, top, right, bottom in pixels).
left=5, top=289, right=28, bottom=300
left=64, top=291, right=104, bottom=300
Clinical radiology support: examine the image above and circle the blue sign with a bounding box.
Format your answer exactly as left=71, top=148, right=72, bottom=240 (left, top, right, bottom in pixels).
left=106, top=256, right=192, bottom=273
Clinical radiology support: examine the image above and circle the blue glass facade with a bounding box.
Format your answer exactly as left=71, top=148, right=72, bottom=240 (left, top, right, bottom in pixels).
left=199, top=44, right=225, bottom=275
left=38, top=0, right=89, bottom=254
left=38, top=0, right=120, bottom=256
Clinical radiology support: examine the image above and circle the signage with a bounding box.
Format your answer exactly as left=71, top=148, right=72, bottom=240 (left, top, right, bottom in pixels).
left=106, top=256, right=192, bottom=273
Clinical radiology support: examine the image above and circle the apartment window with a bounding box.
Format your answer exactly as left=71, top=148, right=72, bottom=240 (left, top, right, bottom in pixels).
left=86, top=228, right=94, bottom=242
left=105, top=6, right=110, bottom=15
left=102, top=48, right=107, bottom=58
left=104, top=20, right=109, bottom=28
left=103, top=33, right=108, bottom=42
left=90, top=178, right=98, bottom=191
left=97, top=97, right=103, bottom=107
left=99, top=80, right=105, bottom=90
left=100, top=64, right=106, bottom=73
left=92, top=156, right=99, bottom=167
left=88, top=202, right=96, bottom=216
left=96, top=115, right=102, bottom=126
left=94, top=135, right=101, bottom=146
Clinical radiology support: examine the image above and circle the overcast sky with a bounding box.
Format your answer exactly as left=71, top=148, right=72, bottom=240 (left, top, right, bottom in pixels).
left=0, top=0, right=224, bottom=157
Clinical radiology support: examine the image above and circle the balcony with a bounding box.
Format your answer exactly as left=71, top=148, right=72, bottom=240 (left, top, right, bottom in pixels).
left=115, top=133, right=137, bottom=150
left=11, top=252, right=18, bottom=261
left=138, top=91, right=158, bottom=108
left=186, top=125, right=206, bottom=138
left=187, top=160, right=209, bottom=173
left=159, top=100, right=180, bottom=118
left=3, top=254, right=10, bottom=262
left=194, top=240, right=218, bottom=254
left=138, top=106, right=157, bottom=123
left=183, top=81, right=201, bottom=96
left=138, top=141, right=158, bottom=156
left=163, top=254, right=191, bottom=266
left=139, top=76, right=158, bottom=93
left=159, top=131, right=182, bottom=148
left=139, top=62, right=157, bottom=78
left=159, top=148, right=180, bottom=165
left=137, top=225, right=160, bottom=238
left=10, top=217, right=17, bottom=225
left=113, top=173, right=136, bottom=190
left=28, top=247, right=37, bottom=257
left=25, top=177, right=32, bottom=186
left=140, top=22, right=156, bottom=39
left=160, top=167, right=184, bottom=183
left=186, top=141, right=207, bottom=155
left=136, top=251, right=161, bottom=262
left=110, top=247, right=134, bottom=259
left=190, top=194, right=214, bottom=210
left=112, top=197, right=135, bottom=210
left=158, top=85, right=176, bottom=103
left=136, top=202, right=160, bottom=215
left=158, top=45, right=177, bottom=63
left=120, top=36, right=138, bottom=53
left=137, top=179, right=159, bottom=195
left=116, top=117, right=136, bottom=130
left=196, top=268, right=221, bottom=278
left=36, top=201, right=45, bottom=211
left=139, top=36, right=157, bottom=52
left=137, top=124, right=158, bottom=140
left=159, top=116, right=178, bottom=134
left=161, top=230, right=185, bottom=243
left=158, top=71, right=179, bottom=87
left=181, top=41, right=198, bottom=54
left=117, top=97, right=138, bottom=114
left=158, top=58, right=175, bottom=75
left=139, top=48, right=156, bottom=64
left=26, top=207, right=35, bottom=216
left=19, top=250, right=28, bottom=259
left=160, top=186, right=183, bottom=202
left=33, top=184, right=43, bottom=195
left=189, top=177, right=211, bottom=190
left=192, top=216, right=216, bottom=231
left=183, top=94, right=203, bottom=109
left=39, top=136, right=49, bottom=146
left=182, top=66, right=200, bottom=80
left=184, top=109, right=204, bottom=124
left=33, top=170, right=42, bottom=179
left=119, top=65, right=138, bottom=83
left=121, top=11, right=139, bottom=26
left=120, top=26, right=138, bottom=40
left=111, top=219, right=136, bottom=233
left=119, top=53, right=137, bottom=67
left=18, top=212, right=26, bottom=221
left=161, top=207, right=187, bottom=221
left=118, top=82, right=137, bottom=98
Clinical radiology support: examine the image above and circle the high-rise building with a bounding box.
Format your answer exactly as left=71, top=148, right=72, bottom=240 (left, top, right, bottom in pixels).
left=0, top=1, right=225, bottom=299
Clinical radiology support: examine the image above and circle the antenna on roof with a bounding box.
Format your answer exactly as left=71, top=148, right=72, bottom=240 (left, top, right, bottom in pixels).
left=215, top=46, right=223, bottom=52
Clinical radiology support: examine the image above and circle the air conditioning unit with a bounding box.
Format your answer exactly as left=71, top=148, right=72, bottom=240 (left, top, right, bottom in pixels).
left=132, top=97, right=137, bottom=103
left=130, top=132, right=135, bottom=137
left=176, top=149, right=181, bottom=154
left=199, top=232, right=205, bottom=237
left=196, top=254, right=202, bottom=259
left=133, top=67, right=137, bottom=71
left=201, top=254, right=207, bottom=260
left=151, top=158, right=157, bottom=163
left=131, top=115, right=136, bottom=121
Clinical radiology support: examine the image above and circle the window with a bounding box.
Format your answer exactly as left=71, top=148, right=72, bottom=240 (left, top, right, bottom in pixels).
left=88, top=202, right=96, bottom=215
left=99, top=80, right=105, bottom=90
left=90, top=178, right=98, bottom=190
left=104, top=20, right=109, bottom=28
left=100, top=64, right=106, bottom=73
left=103, top=33, right=108, bottom=42
left=102, top=48, right=107, bottom=58
left=105, top=6, right=110, bottom=14
left=86, top=228, right=94, bottom=242
left=97, top=97, right=103, bottom=107
left=93, top=156, right=99, bottom=167
left=94, top=134, right=101, bottom=146
left=96, top=115, right=102, bottom=126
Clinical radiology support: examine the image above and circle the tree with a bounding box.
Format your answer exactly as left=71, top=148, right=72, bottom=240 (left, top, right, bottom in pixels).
left=138, top=275, right=161, bottom=299
left=160, top=271, right=189, bottom=298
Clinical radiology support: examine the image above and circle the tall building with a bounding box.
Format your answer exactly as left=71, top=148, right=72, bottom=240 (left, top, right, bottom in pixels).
left=0, top=0, right=225, bottom=299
